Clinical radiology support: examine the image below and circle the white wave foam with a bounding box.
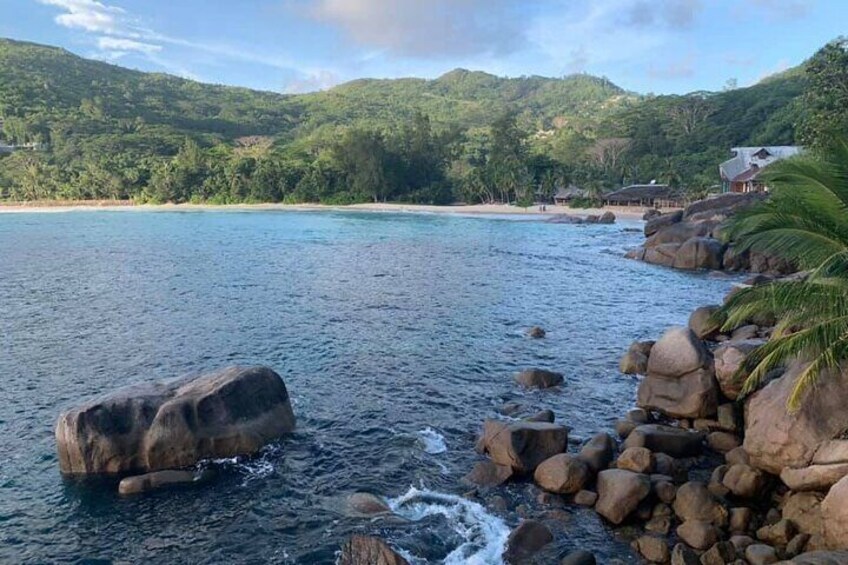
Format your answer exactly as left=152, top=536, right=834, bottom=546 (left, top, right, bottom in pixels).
left=387, top=486, right=510, bottom=565
left=200, top=444, right=278, bottom=485
left=417, top=427, right=447, bottom=454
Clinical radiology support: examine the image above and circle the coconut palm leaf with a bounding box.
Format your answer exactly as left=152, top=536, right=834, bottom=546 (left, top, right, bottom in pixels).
left=718, top=139, right=848, bottom=410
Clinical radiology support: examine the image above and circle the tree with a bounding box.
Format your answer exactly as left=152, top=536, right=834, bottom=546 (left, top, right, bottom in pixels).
left=718, top=140, right=848, bottom=410
left=487, top=111, right=529, bottom=203
left=668, top=94, right=714, bottom=137
left=332, top=128, right=392, bottom=202
left=801, top=38, right=848, bottom=150
left=586, top=137, right=630, bottom=175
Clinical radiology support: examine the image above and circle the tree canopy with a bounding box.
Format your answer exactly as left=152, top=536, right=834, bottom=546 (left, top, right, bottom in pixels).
left=0, top=37, right=836, bottom=204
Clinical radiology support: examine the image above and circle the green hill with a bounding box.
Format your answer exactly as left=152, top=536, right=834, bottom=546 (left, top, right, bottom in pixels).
left=0, top=37, right=813, bottom=203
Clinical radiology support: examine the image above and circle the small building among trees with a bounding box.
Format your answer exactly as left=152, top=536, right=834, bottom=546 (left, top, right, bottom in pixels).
left=602, top=183, right=681, bottom=207
left=719, top=146, right=802, bottom=193
left=553, top=185, right=588, bottom=205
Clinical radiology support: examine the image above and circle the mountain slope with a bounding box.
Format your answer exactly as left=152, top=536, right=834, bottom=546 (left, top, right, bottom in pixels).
left=0, top=37, right=809, bottom=203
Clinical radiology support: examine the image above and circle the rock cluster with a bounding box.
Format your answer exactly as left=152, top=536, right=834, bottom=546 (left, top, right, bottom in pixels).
left=625, top=193, right=794, bottom=274
left=613, top=282, right=848, bottom=561
left=546, top=211, right=616, bottom=225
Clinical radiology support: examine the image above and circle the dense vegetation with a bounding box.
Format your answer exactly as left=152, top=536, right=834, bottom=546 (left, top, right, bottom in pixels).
left=0, top=37, right=843, bottom=204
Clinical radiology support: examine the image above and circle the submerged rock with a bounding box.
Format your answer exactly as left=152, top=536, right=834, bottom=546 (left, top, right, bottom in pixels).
left=503, top=520, right=553, bottom=563
left=526, top=326, right=546, bottom=339
left=560, top=549, right=597, bottom=565
left=463, top=460, right=514, bottom=489
left=55, top=366, right=296, bottom=475
left=118, top=469, right=198, bottom=495
left=344, top=493, right=393, bottom=517
left=515, top=368, right=564, bottom=389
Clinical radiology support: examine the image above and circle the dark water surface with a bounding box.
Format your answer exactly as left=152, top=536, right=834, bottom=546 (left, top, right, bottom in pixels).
left=0, top=210, right=738, bottom=564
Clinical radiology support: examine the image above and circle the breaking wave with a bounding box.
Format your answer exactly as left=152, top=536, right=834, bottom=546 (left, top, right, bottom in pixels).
left=388, top=486, right=510, bottom=565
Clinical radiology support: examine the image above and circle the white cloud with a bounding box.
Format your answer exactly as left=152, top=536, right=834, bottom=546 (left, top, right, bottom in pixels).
left=35, top=0, right=319, bottom=89
left=283, top=70, right=342, bottom=93
left=96, top=36, right=161, bottom=55
left=304, top=0, right=524, bottom=58
left=37, top=0, right=136, bottom=35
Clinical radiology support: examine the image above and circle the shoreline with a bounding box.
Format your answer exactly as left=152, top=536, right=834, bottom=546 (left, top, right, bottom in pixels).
left=0, top=200, right=666, bottom=219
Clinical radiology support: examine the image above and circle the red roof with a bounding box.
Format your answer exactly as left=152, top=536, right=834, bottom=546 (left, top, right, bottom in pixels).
left=732, top=166, right=762, bottom=183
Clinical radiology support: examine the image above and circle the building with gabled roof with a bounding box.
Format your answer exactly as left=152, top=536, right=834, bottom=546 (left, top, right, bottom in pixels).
left=719, top=146, right=802, bottom=193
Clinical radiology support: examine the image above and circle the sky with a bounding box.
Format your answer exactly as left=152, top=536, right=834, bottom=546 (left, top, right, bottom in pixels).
left=1, top=0, right=845, bottom=95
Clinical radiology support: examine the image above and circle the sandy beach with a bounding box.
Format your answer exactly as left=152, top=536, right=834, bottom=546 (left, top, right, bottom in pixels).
left=0, top=200, right=667, bottom=219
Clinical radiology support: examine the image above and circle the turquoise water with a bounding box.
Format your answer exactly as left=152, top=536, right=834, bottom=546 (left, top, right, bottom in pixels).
left=0, top=210, right=738, bottom=563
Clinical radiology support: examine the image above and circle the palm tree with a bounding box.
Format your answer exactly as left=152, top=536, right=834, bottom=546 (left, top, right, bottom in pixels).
left=719, top=140, right=848, bottom=410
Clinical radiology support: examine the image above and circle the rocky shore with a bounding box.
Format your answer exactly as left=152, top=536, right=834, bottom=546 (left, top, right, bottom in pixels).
left=54, top=278, right=848, bottom=563
left=625, top=194, right=794, bottom=275
left=450, top=273, right=848, bottom=564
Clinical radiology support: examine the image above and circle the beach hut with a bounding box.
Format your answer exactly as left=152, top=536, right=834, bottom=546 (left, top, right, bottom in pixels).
left=602, top=184, right=681, bottom=207
left=553, top=185, right=588, bottom=205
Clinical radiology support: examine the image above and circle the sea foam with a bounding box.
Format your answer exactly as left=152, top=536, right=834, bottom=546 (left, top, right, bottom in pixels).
left=388, top=486, right=510, bottom=565
left=416, top=427, right=448, bottom=454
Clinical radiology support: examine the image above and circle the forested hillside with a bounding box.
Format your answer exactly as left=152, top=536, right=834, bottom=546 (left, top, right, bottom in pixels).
left=0, top=36, right=839, bottom=205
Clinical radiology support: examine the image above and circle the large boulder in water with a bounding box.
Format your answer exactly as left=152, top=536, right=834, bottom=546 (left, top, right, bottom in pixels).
left=743, top=361, right=848, bottom=475
left=478, top=420, right=568, bottom=473
left=55, top=366, right=296, bottom=475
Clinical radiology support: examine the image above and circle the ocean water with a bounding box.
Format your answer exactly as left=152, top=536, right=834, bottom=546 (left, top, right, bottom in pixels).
left=0, top=210, right=739, bottom=563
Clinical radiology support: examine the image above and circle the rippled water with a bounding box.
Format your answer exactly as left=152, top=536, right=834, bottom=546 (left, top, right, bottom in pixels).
left=0, top=210, right=739, bottom=563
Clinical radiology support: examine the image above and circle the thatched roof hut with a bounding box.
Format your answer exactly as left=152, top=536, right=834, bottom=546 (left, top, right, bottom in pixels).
left=553, top=185, right=588, bottom=205
left=602, top=184, right=682, bottom=207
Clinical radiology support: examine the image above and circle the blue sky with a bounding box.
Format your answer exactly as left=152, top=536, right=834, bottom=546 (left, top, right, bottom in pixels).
left=1, top=0, right=844, bottom=94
